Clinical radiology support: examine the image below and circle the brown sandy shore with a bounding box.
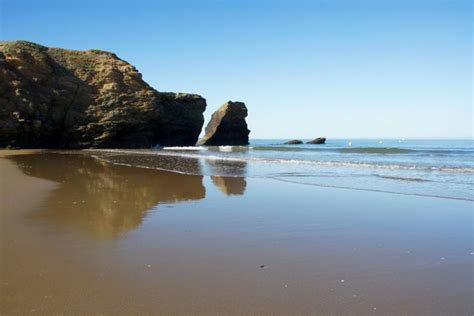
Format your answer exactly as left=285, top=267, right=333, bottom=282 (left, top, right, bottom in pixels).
left=0, top=150, right=473, bottom=315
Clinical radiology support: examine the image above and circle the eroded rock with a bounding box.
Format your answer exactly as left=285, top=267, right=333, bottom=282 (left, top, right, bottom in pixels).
left=284, top=139, right=303, bottom=145
left=0, top=41, right=206, bottom=148
left=197, top=101, right=250, bottom=146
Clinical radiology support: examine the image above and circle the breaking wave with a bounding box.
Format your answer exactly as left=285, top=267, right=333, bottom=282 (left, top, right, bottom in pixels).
left=252, top=145, right=418, bottom=154
left=86, top=149, right=474, bottom=174
left=337, top=147, right=415, bottom=154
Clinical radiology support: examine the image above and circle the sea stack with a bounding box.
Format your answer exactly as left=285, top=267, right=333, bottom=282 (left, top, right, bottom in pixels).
left=197, top=101, right=250, bottom=146
left=307, top=137, right=326, bottom=144
left=0, top=41, right=207, bottom=148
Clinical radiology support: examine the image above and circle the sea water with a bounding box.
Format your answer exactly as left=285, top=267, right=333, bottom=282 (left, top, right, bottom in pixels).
left=160, top=139, right=473, bottom=201
left=94, top=139, right=473, bottom=201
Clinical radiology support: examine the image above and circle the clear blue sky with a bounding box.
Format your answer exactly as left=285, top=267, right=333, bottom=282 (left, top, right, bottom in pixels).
left=1, top=0, right=472, bottom=139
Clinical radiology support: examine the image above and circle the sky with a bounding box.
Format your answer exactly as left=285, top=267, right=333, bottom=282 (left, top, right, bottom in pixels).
left=1, top=0, right=472, bottom=139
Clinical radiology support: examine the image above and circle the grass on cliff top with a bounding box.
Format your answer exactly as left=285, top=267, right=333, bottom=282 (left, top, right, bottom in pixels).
left=0, top=40, right=117, bottom=58
left=0, top=40, right=48, bottom=53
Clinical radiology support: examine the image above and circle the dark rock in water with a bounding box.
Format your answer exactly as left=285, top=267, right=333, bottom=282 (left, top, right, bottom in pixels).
left=0, top=41, right=207, bottom=148
left=284, top=139, right=303, bottom=145
left=197, top=101, right=250, bottom=146
left=307, top=137, right=326, bottom=144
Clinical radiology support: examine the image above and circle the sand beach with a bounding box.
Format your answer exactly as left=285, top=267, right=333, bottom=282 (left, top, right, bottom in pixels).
left=1, top=150, right=472, bottom=315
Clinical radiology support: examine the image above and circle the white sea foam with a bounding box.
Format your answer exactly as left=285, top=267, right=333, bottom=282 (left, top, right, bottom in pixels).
left=218, top=146, right=234, bottom=152
left=162, top=146, right=206, bottom=151
left=85, top=149, right=474, bottom=174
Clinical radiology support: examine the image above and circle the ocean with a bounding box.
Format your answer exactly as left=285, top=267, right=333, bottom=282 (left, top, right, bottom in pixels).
left=94, top=139, right=474, bottom=201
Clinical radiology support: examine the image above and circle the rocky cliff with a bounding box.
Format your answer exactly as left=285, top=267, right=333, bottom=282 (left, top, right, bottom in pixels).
left=0, top=41, right=206, bottom=148
left=197, top=101, right=250, bottom=146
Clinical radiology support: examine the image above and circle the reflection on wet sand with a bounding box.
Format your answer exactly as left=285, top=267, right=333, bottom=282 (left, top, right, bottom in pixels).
left=207, top=159, right=247, bottom=195
left=91, top=151, right=205, bottom=175
left=206, top=159, right=247, bottom=176
left=10, top=153, right=206, bottom=239
left=211, top=176, right=246, bottom=195
left=92, top=150, right=249, bottom=196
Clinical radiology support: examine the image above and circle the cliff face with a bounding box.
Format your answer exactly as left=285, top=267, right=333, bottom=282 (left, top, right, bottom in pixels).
left=0, top=41, right=206, bottom=148
left=197, top=101, right=250, bottom=146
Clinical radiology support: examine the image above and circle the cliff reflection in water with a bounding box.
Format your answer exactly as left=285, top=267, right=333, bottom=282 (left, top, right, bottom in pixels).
left=10, top=153, right=206, bottom=240
left=206, top=160, right=247, bottom=196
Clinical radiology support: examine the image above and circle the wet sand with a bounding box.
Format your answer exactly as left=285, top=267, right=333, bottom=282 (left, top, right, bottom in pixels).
left=1, top=151, right=473, bottom=315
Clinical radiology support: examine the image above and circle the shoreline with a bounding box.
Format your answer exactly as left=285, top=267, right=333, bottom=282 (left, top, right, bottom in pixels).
left=8, top=149, right=474, bottom=202
left=3, top=149, right=472, bottom=202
